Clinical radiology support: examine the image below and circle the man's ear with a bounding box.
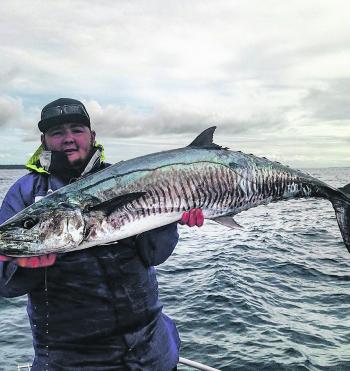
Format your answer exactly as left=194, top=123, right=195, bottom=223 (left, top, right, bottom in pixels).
left=91, top=130, right=96, bottom=145
left=41, top=134, right=46, bottom=149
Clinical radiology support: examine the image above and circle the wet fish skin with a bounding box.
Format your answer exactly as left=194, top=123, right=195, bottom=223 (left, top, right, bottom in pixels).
left=0, top=127, right=349, bottom=257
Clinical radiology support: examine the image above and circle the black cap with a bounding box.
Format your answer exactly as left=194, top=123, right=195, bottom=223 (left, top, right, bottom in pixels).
left=38, top=98, right=91, bottom=133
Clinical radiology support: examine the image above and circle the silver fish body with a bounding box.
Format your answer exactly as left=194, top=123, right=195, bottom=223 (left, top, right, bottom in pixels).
left=1, top=127, right=349, bottom=257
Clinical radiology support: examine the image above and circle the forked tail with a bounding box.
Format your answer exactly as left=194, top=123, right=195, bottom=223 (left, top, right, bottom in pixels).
left=331, top=189, right=350, bottom=253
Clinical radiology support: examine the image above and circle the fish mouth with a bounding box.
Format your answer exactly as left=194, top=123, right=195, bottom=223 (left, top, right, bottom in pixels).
left=0, top=233, right=38, bottom=243
left=2, top=238, right=36, bottom=242
left=0, top=242, right=37, bottom=256
left=0, top=239, right=37, bottom=244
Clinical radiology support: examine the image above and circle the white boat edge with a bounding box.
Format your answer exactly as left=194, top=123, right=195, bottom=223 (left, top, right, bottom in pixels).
left=18, top=357, right=221, bottom=371
left=178, top=357, right=221, bottom=371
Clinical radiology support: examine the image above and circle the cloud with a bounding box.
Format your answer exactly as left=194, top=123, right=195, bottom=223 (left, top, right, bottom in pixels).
left=0, top=66, right=21, bottom=93
left=0, top=1, right=348, bottom=96
left=0, top=0, right=350, bottom=166
left=85, top=96, right=289, bottom=139
left=0, top=95, right=23, bottom=127
left=302, top=79, right=350, bottom=121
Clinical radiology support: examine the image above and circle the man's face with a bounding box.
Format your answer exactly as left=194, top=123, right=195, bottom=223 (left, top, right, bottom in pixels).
left=42, top=123, right=96, bottom=168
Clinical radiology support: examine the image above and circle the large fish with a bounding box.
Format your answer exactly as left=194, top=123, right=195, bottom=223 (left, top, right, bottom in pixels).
left=0, top=127, right=349, bottom=257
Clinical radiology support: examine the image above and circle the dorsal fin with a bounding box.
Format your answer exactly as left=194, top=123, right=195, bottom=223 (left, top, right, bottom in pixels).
left=187, top=126, right=224, bottom=149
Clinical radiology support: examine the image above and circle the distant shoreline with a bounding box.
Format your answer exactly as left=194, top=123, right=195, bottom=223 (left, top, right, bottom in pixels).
left=0, top=165, right=25, bottom=169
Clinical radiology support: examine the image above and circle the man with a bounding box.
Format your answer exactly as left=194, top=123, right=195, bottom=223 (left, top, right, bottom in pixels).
left=0, top=98, right=204, bottom=370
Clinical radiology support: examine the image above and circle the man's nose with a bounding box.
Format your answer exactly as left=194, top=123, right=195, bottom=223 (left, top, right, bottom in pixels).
left=63, top=131, right=75, bottom=143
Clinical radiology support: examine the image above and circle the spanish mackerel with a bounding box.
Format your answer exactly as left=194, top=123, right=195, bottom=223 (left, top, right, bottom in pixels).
left=1, top=127, right=350, bottom=257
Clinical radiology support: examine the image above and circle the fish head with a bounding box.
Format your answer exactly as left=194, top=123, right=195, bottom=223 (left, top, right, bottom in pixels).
left=0, top=201, right=85, bottom=257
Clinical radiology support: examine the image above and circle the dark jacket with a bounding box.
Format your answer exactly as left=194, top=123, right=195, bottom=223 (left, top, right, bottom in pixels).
left=0, top=148, right=180, bottom=370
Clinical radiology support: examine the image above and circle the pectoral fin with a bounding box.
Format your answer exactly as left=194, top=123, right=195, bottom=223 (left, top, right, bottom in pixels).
left=85, top=192, right=146, bottom=216
left=213, top=216, right=244, bottom=229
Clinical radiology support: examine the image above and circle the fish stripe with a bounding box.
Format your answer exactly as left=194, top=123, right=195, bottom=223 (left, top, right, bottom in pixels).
left=173, top=182, right=182, bottom=212
left=197, top=171, right=208, bottom=208
left=159, top=183, right=168, bottom=213
left=178, top=178, right=190, bottom=211
left=150, top=187, right=157, bottom=214
left=128, top=201, right=139, bottom=220
left=193, top=176, right=203, bottom=208
left=154, top=186, right=162, bottom=214
left=202, top=169, right=212, bottom=207
left=165, top=182, right=175, bottom=212
left=209, top=166, right=219, bottom=208
left=191, top=175, right=202, bottom=208
left=186, top=176, right=197, bottom=208
left=220, top=169, right=227, bottom=210
left=135, top=197, right=146, bottom=217
left=142, top=194, right=151, bottom=216
left=219, top=167, right=227, bottom=209
left=216, top=166, right=224, bottom=210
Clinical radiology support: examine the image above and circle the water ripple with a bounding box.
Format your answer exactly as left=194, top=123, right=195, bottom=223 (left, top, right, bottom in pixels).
left=1, top=168, right=350, bottom=370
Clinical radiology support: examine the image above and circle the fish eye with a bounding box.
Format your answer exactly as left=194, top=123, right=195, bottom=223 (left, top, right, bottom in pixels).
left=22, top=218, right=38, bottom=229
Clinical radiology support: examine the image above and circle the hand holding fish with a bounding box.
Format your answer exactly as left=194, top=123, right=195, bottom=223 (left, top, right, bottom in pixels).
left=0, top=254, right=56, bottom=268
left=179, top=208, right=204, bottom=227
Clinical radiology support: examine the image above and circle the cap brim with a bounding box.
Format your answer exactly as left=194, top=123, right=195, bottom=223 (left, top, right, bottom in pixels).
left=38, top=114, right=90, bottom=133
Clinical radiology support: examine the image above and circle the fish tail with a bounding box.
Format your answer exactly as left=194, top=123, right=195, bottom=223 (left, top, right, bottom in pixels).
left=330, top=190, right=350, bottom=253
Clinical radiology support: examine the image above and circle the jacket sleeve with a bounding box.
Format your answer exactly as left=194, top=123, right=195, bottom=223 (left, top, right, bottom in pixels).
left=136, top=223, right=179, bottom=267
left=0, top=262, right=44, bottom=298
left=0, top=173, right=36, bottom=224
left=0, top=174, right=44, bottom=297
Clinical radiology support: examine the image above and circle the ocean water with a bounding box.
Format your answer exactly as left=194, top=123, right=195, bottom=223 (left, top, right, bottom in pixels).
left=0, top=168, right=349, bottom=370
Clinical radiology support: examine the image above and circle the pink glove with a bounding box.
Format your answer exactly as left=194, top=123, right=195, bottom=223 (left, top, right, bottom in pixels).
left=0, top=254, right=57, bottom=268
left=179, top=208, right=204, bottom=227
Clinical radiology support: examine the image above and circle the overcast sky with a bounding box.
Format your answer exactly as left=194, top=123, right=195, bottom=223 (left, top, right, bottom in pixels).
left=1, top=0, right=350, bottom=167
